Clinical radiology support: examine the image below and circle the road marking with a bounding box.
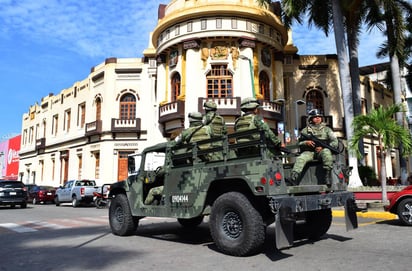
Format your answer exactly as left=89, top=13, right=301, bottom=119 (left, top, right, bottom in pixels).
left=0, top=223, right=37, bottom=233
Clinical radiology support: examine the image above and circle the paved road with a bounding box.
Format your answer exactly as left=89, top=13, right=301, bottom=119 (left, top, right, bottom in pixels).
left=0, top=204, right=409, bottom=271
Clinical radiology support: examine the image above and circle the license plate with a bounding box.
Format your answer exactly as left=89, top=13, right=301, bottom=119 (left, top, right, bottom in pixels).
left=47, top=192, right=52, bottom=195
left=10, top=192, right=17, bottom=195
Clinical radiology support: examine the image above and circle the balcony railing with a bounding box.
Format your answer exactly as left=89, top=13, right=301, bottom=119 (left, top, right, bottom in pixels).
left=111, top=118, right=141, bottom=133
left=197, top=97, right=242, bottom=116
left=85, top=120, right=102, bottom=136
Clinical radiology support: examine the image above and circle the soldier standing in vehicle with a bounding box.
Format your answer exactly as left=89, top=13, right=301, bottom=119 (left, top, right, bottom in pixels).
left=291, top=109, right=338, bottom=185
left=234, top=97, right=281, bottom=155
left=203, top=100, right=227, bottom=137
left=203, top=100, right=227, bottom=160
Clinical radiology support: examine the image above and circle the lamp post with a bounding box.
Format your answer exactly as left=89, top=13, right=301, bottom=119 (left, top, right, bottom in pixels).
left=275, top=98, right=286, bottom=144
left=294, top=100, right=306, bottom=138
left=239, top=55, right=255, bottom=98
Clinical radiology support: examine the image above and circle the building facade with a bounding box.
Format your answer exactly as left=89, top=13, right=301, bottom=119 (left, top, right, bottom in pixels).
left=18, top=0, right=401, bottom=187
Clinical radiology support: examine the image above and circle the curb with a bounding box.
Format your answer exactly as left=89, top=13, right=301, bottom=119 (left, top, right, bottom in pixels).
left=332, top=210, right=397, bottom=220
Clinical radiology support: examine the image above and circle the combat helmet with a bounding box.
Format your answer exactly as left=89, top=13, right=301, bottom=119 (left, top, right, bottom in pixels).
left=188, top=111, right=203, bottom=122
left=203, top=100, right=217, bottom=111
left=307, top=109, right=323, bottom=120
left=240, top=97, right=260, bottom=111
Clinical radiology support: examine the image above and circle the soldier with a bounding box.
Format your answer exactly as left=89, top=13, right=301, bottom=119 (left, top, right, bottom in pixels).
left=234, top=97, right=281, bottom=155
left=291, top=109, right=338, bottom=185
left=145, top=112, right=212, bottom=205
left=203, top=100, right=227, bottom=138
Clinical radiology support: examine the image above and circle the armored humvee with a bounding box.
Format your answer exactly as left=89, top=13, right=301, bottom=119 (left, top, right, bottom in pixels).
left=108, top=128, right=359, bottom=256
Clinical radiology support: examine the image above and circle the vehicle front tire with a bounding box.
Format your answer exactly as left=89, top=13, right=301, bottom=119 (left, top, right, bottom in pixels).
left=109, top=194, right=138, bottom=236
left=55, top=196, right=60, bottom=206
left=209, top=192, right=266, bottom=256
left=397, top=198, right=412, bottom=226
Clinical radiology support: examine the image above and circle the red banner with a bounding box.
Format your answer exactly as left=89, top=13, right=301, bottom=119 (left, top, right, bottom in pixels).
left=5, top=135, right=20, bottom=180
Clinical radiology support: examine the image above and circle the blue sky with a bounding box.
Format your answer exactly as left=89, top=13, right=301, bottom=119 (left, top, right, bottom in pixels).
left=0, top=0, right=387, bottom=140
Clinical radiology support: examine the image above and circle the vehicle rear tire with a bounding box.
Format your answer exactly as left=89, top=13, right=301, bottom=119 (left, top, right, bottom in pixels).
left=397, top=198, right=412, bottom=226
left=72, top=196, right=79, bottom=208
left=209, top=192, right=266, bottom=256
left=21, top=202, right=27, bottom=208
left=177, top=216, right=204, bottom=228
left=109, top=194, right=138, bottom=236
left=294, top=209, right=332, bottom=240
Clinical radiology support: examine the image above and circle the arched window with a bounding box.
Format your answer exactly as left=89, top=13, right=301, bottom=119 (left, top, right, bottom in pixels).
left=206, top=65, right=233, bottom=98
left=119, top=94, right=136, bottom=120
left=95, top=97, right=102, bottom=121
left=259, top=71, right=270, bottom=100
left=305, top=90, right=324, bottom=114
left=171, top=73, right=181, bottom=101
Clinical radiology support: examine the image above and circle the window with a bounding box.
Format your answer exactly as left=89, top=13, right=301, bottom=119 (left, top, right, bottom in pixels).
left=231, top=18, right=237, bottom=29
left=361, top=98, right=368, bottom=115
left=29, top=127, right=34, bottom=143
left=52, top=115, right=58, bottom=135
left=119, top=94, right=136, bottom=120
left=64, top=109, right=71, bottom=132
left=78, top=103, right=86, bottom=128
left=96, top=97, right=102, bottom=121
left=187, top=21, right=193, bottom=32
left=259, top=71, right=270, bottom=100
left=216, top=18, right=222, bottom=29
left=171, top=73, right=181, bottom=101
left=305, top=90, right=324, bottom=114
left=201, top=19, right=207, bottom=30
left=206, top=65, right=233, bottom=98
left=175, top=25, right=180, bottom=36
left=258, top=24, right=264, bottom=34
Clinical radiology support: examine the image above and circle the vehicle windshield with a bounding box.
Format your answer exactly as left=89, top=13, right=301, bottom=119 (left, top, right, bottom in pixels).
left=0, top=181, right=24, bottom=188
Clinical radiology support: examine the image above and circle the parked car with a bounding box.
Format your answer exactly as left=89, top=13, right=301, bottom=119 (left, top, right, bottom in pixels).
left=28, top=185, right=56, bottom=204
left=384, top=185, right=412, bottom=226
left=55, top=180, right=99, bottom=207
left=0, top=180, right=28, bottom=208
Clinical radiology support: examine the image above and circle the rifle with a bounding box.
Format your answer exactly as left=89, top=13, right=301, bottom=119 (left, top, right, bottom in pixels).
left=300, top=132, right=341, bottom=155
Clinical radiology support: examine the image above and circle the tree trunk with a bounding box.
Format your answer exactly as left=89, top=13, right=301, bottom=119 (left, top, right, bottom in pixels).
left=380, top=149, right=388, bottom=204
left=331, top=0, right=363, bottom=187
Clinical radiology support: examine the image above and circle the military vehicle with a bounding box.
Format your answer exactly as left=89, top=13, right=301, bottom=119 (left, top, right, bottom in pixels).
left=108, top=128, right=359, bottom=256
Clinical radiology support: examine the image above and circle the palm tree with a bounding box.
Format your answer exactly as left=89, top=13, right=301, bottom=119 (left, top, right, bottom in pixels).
left=350, top=104, right=412, bottom=203
left=256, top=0, right=363, bottom=186
left=366, top=0, right=412, bottom=185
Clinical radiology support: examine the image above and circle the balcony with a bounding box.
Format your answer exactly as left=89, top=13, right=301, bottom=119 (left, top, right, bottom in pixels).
left=258, top=100, right=283, bottom=122
left=35, top=138, right=46, bottom=153
left=85, top=120, right=102, bottom=136
left=159, top=100, right=186, bottom=137
left=111, top=118, right=142, bottom=134
left=197, top=97, right=242, bottom=117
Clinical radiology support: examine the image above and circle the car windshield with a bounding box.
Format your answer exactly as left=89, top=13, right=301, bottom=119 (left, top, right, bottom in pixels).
left=39, top=186, right=54, bottom=190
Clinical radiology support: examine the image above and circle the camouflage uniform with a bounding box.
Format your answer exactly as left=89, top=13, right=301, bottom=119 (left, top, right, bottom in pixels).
left=234, top=97, right=281, bottom=156
left=203, top=100, right=227, bottom=160
left=291, top=109, right=338, bottom=184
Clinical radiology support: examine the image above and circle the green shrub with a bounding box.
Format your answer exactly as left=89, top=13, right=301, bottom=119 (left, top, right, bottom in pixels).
left=358, top=165, right=379, bottom=186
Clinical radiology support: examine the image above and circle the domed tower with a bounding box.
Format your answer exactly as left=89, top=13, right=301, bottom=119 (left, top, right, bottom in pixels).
left=144, top=0, right=288, bottom=138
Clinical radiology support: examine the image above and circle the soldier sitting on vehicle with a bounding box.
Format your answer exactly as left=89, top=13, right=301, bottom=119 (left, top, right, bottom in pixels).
left=234, top=97, right=282, bottom=157
left=203, top=100, right=227, bottom=160
left=144, top=166, right=165, bottom=205
left=290, top=109, right=338, bottom=185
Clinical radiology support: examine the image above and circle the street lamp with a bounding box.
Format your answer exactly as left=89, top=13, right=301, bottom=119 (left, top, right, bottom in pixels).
left=274, top=98, right=286, bottom=144
left=294, top=100, right=306, bottom=138
left=239, top=55, right=255, bottom=98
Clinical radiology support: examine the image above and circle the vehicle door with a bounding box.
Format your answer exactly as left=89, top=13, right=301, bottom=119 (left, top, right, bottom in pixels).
left=59, top=181, right=73, bottom=201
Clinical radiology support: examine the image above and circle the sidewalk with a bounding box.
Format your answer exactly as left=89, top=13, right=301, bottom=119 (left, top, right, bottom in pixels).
left=332, top=200, right=398, bottom=220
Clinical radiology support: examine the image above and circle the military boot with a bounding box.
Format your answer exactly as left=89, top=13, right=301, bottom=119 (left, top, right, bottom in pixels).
left=290, top=171, right=300, bottom=185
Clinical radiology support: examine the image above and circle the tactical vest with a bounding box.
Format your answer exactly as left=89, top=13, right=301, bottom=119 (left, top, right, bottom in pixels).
left=209, top=114, right=226, bottom=136
left=188, top=125, right=211, bottom=150
left=235, top=114, right=260, bottom=142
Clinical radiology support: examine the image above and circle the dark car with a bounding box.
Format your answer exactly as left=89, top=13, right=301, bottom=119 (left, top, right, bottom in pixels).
left=0, top=180, right=28, bottom=208
left=28, top=185, right=56, bottom=204
left=384, top=185, right=412, bottom=226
